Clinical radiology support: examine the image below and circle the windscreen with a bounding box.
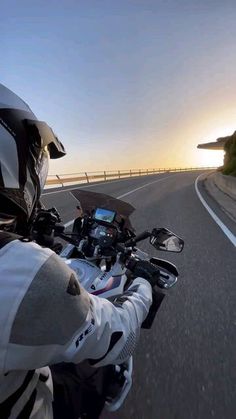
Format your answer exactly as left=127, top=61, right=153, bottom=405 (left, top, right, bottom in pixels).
left=70, top=189, right=135, bottom=230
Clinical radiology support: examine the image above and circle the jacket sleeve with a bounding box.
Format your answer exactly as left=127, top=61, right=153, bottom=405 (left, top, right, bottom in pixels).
left=5, top=241, right=152, bottom=371
left=72, top=276, right=152, bottom=367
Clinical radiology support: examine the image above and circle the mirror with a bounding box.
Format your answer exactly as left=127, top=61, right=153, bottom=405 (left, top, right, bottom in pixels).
left=150, top=228, right=184, bottom=252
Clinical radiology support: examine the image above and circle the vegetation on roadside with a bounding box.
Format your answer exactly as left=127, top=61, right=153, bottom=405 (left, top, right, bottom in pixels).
left=222, top=132, right=236, bottom=177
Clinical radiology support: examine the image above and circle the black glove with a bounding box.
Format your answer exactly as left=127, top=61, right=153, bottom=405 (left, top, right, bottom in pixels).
left=126, top=259, right=165, bottom=329
left=31, top=208, right=61, bottom=248
left=130, top=260, right=160, bottom=287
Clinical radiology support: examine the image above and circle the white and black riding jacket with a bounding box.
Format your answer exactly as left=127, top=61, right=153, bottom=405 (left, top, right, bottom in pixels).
left=0, top=232, right=152, bottom=418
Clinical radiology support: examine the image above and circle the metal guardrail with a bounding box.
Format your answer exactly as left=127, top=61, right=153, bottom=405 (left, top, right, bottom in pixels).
left=46, top=167, right=217, bottom=188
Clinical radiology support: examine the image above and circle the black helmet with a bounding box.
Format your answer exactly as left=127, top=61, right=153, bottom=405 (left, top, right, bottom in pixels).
left=0, top=84, right=66, bottom=222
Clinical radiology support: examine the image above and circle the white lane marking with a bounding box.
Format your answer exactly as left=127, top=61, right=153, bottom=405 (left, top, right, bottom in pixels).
left=69, top=191, right=80, bottom=203
left=116, top=175, right=176, bottom=199
left=63, top=174, right=177, bottom=228
left=195, top=174, right=236, bottom=248
left=42, top=173, right=168, bottom=196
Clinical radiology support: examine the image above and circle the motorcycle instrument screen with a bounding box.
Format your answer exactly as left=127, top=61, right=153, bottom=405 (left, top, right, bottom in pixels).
left=94, top=208, right=116, bottom=224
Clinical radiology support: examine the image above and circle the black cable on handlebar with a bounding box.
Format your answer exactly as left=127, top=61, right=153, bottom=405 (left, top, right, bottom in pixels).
left=125, top=231, right=151, bottom=247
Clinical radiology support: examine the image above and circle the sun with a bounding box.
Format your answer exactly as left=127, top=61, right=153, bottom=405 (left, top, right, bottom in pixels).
left=197, top=124, right=236, bottom=168
left=197, top=149, right=224, bottom=168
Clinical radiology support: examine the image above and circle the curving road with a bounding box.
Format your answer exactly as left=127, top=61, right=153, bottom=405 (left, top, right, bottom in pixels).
left=42, top=171, right=236, bottom=419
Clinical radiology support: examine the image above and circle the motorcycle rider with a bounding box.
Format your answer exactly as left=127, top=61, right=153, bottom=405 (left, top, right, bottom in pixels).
left=0, top=83, right=153, bottom=418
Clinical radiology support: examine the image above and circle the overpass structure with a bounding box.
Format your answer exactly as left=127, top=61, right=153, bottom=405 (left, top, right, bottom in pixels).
left=197, top=137, right=227, bottom=150
left=197, top=131, right=236, bottom=150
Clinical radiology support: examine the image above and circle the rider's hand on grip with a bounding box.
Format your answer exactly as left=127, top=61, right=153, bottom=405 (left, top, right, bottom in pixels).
left=130, top=260, right=160, bottom=288
left=127, top=260, right=165, bottom=329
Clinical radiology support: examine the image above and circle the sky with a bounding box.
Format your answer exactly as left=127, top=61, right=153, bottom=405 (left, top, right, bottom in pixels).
left=1, top=0, right=236, bottom=175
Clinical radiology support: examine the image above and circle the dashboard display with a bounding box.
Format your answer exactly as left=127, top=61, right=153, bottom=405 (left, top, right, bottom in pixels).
left=94, top=208, right=116, bottom=224
left=89, top=224, right=117, bottom=247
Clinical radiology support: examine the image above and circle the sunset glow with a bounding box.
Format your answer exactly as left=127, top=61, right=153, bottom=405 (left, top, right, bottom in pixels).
left=196, top=150, right=224, bottom=168
left=2, top=2, right=236, bottom=175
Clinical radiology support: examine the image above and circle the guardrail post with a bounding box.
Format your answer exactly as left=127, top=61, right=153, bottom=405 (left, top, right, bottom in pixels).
left=85, top=172, right=89, bottom=183
left=46, top=166, right=216, bottom=188
left=56, top=174, right=64, bottom=187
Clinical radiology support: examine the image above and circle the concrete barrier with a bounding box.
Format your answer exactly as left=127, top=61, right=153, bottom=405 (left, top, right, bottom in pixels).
left=213, top=172, right=236, bottom=200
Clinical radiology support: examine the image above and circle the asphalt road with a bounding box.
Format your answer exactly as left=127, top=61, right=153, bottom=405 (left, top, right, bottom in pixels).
left=43, top=171, right=236, bottom=419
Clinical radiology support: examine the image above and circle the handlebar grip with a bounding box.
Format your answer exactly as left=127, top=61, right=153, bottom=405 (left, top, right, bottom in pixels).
left=126, top=259, right=160, bottom=288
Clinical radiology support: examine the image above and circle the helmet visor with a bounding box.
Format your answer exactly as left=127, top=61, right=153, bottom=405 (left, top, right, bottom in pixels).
left=24, top=119, right=66, bottom=159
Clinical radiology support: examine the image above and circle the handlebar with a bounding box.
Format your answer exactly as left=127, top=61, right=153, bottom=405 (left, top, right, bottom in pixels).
left=125, top=231, right=151, bottom=247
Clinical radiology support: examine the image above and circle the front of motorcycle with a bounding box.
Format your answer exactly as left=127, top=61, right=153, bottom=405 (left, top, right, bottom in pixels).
left=32, top=189, right=184, bottom=418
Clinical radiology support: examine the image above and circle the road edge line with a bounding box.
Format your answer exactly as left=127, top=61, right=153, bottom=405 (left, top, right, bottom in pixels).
left=195, top=174, right=236, bottom=248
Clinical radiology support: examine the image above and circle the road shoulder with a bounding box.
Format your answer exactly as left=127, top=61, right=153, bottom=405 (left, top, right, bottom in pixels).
left=204, top=172, right=236, bottom=223
left=195, top=171, right=236, bottom=247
